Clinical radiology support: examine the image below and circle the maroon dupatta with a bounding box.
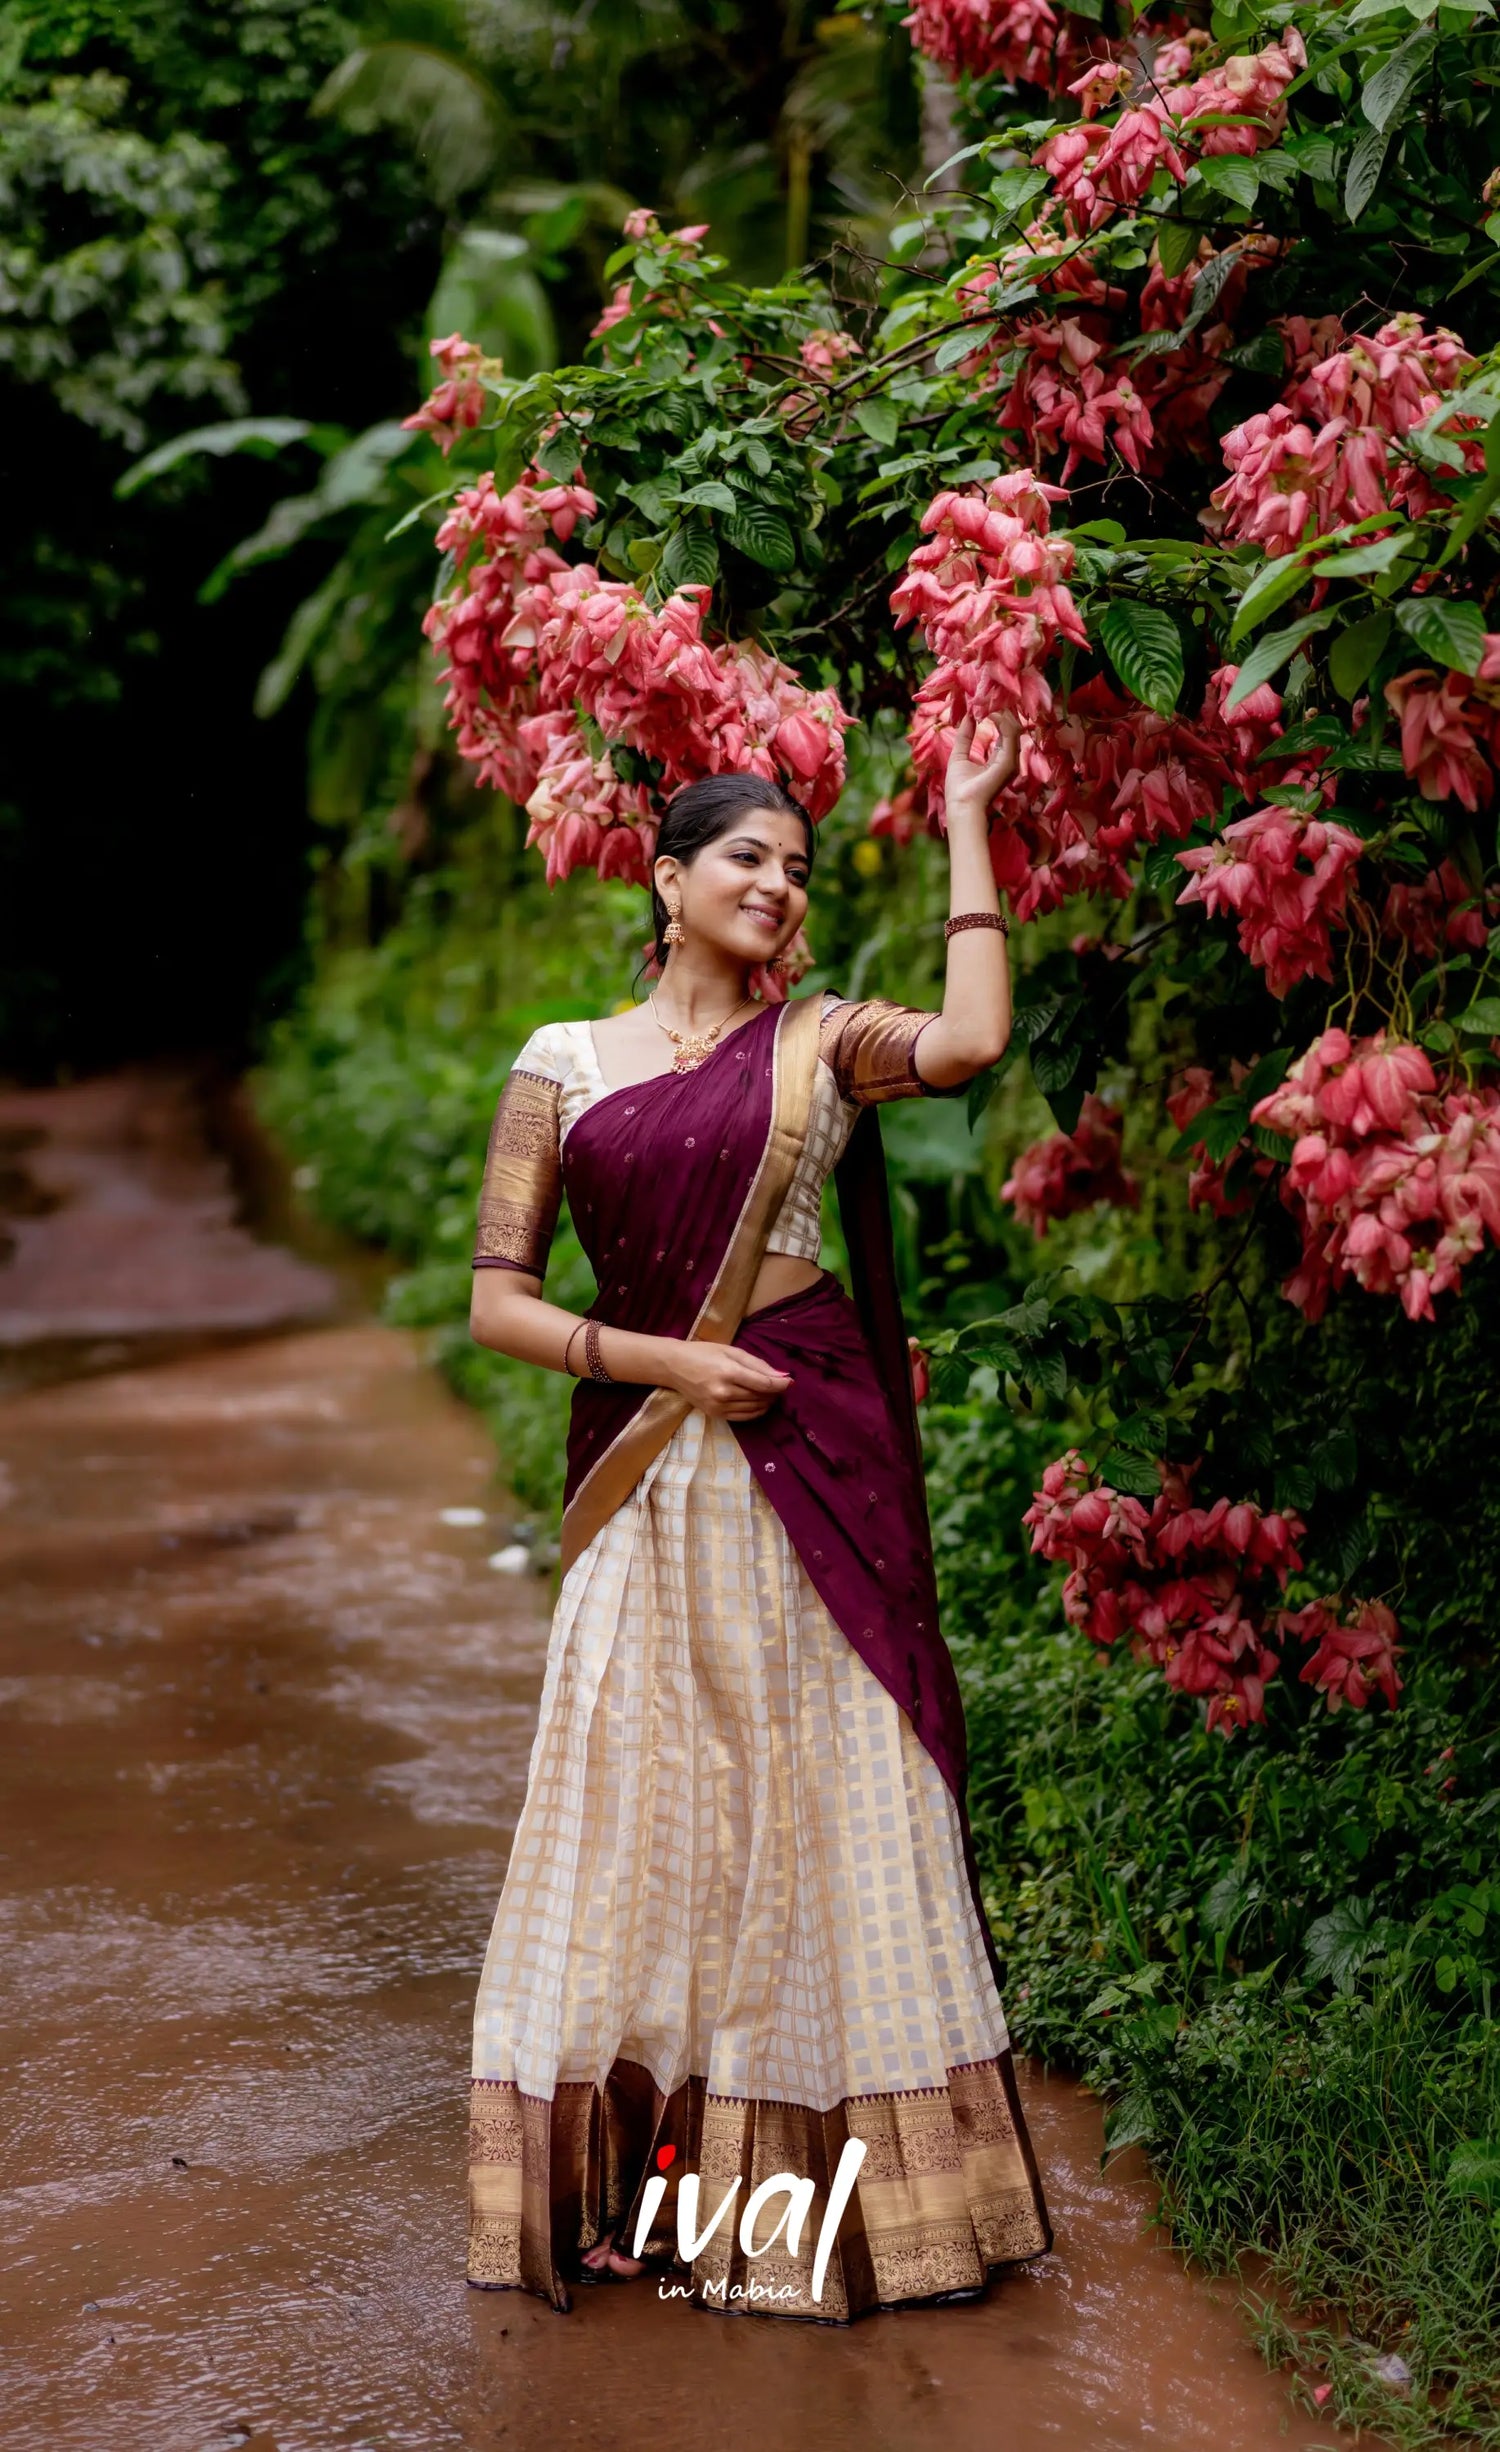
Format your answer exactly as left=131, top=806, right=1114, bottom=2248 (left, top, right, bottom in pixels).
left=558, top=994, right=969, bottom=1799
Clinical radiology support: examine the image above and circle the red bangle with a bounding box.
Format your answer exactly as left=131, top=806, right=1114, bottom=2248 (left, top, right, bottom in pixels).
left=585, top=1320, right=612, bottom=1383
left=945, top=910, right=1008, bottom=938
left=563, top=1323, right=586, bottom=1378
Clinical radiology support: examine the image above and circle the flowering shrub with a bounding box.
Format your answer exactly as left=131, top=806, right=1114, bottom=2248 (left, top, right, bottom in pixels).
left=1002, top=1093, right=1137, bottom=1234
left=421, top=465, right=849, bottom=885
left=1250, top=1029, right=1500, bottom=1322
left=1024, top=1450, right=1405, bottom=1730
left=384, top=0, right=1500, bottom=1738
left=1024, top=1450, right=1305, bottom=1731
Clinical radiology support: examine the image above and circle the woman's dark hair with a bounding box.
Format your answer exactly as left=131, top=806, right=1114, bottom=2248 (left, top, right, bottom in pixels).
left=648, top=773, right=814, bottom=970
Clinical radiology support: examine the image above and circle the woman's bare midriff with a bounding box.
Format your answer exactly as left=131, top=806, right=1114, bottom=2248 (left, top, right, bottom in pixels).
left=745, top=1253, right=823, bottom=1316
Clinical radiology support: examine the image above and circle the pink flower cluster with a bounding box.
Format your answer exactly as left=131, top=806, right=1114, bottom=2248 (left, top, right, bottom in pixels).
left=1382, top=859, right=1494, bottom=957
left=1037, top=31, right=1304, bottom=233
left=1386, top=639, right=1500, bottom=810
left=423, top=454, right=849, bottom=888
left=1250, top=1028, right=1500, bottom=1320
left=592, top=210, right=713, bottom=343
left=800, top=329, right=861, bottom=377
left=1023, top=1452, right=1305, bottom=1732
left=1213, top=315, right=1474, bottom=555
left=1176, top=802, right=1364, bottom=999
left=402, top=333, right=491, bottom=455
left=1280, top=1599, right=1403, bottom=1713
left=903, top=0, right=1096, bottom=91
left=997, top=313, right=1155, bottom=481
left=891, top=475, right=1251, bottom=918
left=1001, top=1093, right=1138, bottom=1234
left=967, top=224, right=1268, bottom=489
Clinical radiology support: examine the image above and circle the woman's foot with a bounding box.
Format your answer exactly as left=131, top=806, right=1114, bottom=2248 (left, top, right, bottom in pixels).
left=580, top=2235, right=644, bottom=2279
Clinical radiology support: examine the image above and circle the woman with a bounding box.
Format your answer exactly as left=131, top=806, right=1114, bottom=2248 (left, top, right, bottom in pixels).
left=466, top=716, right=1051, bottom=2320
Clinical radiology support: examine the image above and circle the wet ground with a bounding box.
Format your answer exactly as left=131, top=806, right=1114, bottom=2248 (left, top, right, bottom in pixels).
left=0, top=1074, right=1348, bottom=2452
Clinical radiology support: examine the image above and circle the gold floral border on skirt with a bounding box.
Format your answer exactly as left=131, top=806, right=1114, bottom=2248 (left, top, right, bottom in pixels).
left=467, top=2050, right=1050, bottom=2319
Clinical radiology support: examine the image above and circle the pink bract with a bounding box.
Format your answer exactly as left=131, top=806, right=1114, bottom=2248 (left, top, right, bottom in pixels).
left=1023, top=1450, right=1324, bottom=1733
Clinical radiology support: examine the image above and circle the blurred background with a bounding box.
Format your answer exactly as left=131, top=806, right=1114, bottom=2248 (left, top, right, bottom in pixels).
left=0, top=0, right=926, bottom=1077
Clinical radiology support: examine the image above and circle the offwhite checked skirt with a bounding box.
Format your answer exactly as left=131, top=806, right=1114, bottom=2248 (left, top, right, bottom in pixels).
left=467, top=1412, right=1050, bottom=2315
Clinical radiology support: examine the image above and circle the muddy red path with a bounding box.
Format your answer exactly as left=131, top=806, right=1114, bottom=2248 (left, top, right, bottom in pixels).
left=0, top=1076, right=1343, bottom=2452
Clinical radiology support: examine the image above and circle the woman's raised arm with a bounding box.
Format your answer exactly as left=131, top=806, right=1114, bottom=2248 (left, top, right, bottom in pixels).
left=912, top=713, right=1019, bottom=1090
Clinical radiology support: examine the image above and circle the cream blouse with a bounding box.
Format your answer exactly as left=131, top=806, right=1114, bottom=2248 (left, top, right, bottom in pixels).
left=473, top=993, right=935, bottom=1279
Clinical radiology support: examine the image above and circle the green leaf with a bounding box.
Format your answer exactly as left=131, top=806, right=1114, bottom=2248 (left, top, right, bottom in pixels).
left=722, top=501, right=796, bottom=572
left=1314, top=531, right=1417, bottom=578
left=853, top=397, right=900, bottom=449
left=1396, top=596, right=1487, bottom=675
left=1454, top=997, right=1500, bottom=1035
left=1226, top=328, right=1287, bottom=378
left=253, top=568, right=345, bottom=719
left=1305, top=1897, right=1392, bottom=1992
left=1155, top=218, right=1200, bottom=278
left=1030, top=1033, right=1085, bottom=1095
left=1229, top=555, right=1314, bottom=644
left=1181, top=248, right=1239, bottom=336
left=1435, top=1954, right=1459, bottom=1993
left=1196, top=155, right=1260, bottom=210
left=1199, top=1097, right=1251, bottom=1161
left=1436, top=410, right=1500, bottom=566
left=1344, top=124, right=1393, bottom=222
left=1107, top=1449, right=1162, bottom=1499
left=537, top=425, right=585, bottom=483
left=1309, top=1426, right=1358, bottom=1489
left=934, top=329, right=979, bottom=372
left=1102, top=2089, right=1158, bottom=2158
left=1362, top=29, right=1436, bottom=130
left=1097, top=602, right=1184, bottom=716
left=117, top=416, right=319, bottom=498
left=1225, top=612, right=1335, bottom=709
left=1329, top=610, right=1392, bottom=698
left=658, top=523, right=719, bottom=590
left=674, top=479, right=737, bottom=514
left=966, top=1056, right=1013, bottom=1127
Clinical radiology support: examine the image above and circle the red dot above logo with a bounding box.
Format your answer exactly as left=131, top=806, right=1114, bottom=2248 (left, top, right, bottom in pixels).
left=655, top=2143, right=677, bottom=2171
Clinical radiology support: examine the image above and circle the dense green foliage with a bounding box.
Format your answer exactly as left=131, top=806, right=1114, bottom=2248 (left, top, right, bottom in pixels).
left=0, top=0, right=440, bottom=1069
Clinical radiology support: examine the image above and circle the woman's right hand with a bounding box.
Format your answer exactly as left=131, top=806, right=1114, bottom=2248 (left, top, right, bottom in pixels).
left=662, top=1341, right=791, bottom=1421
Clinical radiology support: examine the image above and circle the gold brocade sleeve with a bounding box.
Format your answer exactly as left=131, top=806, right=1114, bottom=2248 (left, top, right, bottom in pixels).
left=473, top=1067, right=563, bottom=1278
left=819, top=997, right=936, bottom=1106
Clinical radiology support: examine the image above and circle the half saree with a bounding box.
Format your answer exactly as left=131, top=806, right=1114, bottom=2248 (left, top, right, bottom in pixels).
left=467, top=990, right=1051, bottom=2319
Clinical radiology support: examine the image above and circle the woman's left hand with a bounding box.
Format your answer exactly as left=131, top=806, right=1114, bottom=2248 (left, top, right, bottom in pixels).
left=944, top=713, right=1019, bottom=829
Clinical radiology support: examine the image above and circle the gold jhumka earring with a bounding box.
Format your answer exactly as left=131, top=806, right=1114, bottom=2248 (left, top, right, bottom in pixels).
left=663, top=900, right=686, bottom=947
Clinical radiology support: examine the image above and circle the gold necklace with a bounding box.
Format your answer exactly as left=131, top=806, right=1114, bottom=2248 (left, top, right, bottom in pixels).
left=648, top=990, right=752, bottom=1073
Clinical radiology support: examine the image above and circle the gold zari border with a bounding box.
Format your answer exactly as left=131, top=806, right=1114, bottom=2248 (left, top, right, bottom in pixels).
left=466, top=2050, right=1051, bottom=2318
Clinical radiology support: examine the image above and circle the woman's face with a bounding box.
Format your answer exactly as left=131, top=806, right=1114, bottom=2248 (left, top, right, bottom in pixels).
left=657, top=811, right=810, bottom=970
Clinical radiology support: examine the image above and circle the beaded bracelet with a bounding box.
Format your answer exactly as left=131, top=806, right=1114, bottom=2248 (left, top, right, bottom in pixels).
left=584, top=1319, right=613, bottom=1383
left=944, top=909, right=1009, bottom=939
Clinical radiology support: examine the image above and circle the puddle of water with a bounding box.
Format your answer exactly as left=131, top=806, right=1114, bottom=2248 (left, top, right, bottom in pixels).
left=0, top=1318, right=1353, bottom=2452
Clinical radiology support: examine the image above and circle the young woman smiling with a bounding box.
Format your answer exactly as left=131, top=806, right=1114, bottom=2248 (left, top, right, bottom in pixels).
left=464, top=717, right=1052, bottom=2319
